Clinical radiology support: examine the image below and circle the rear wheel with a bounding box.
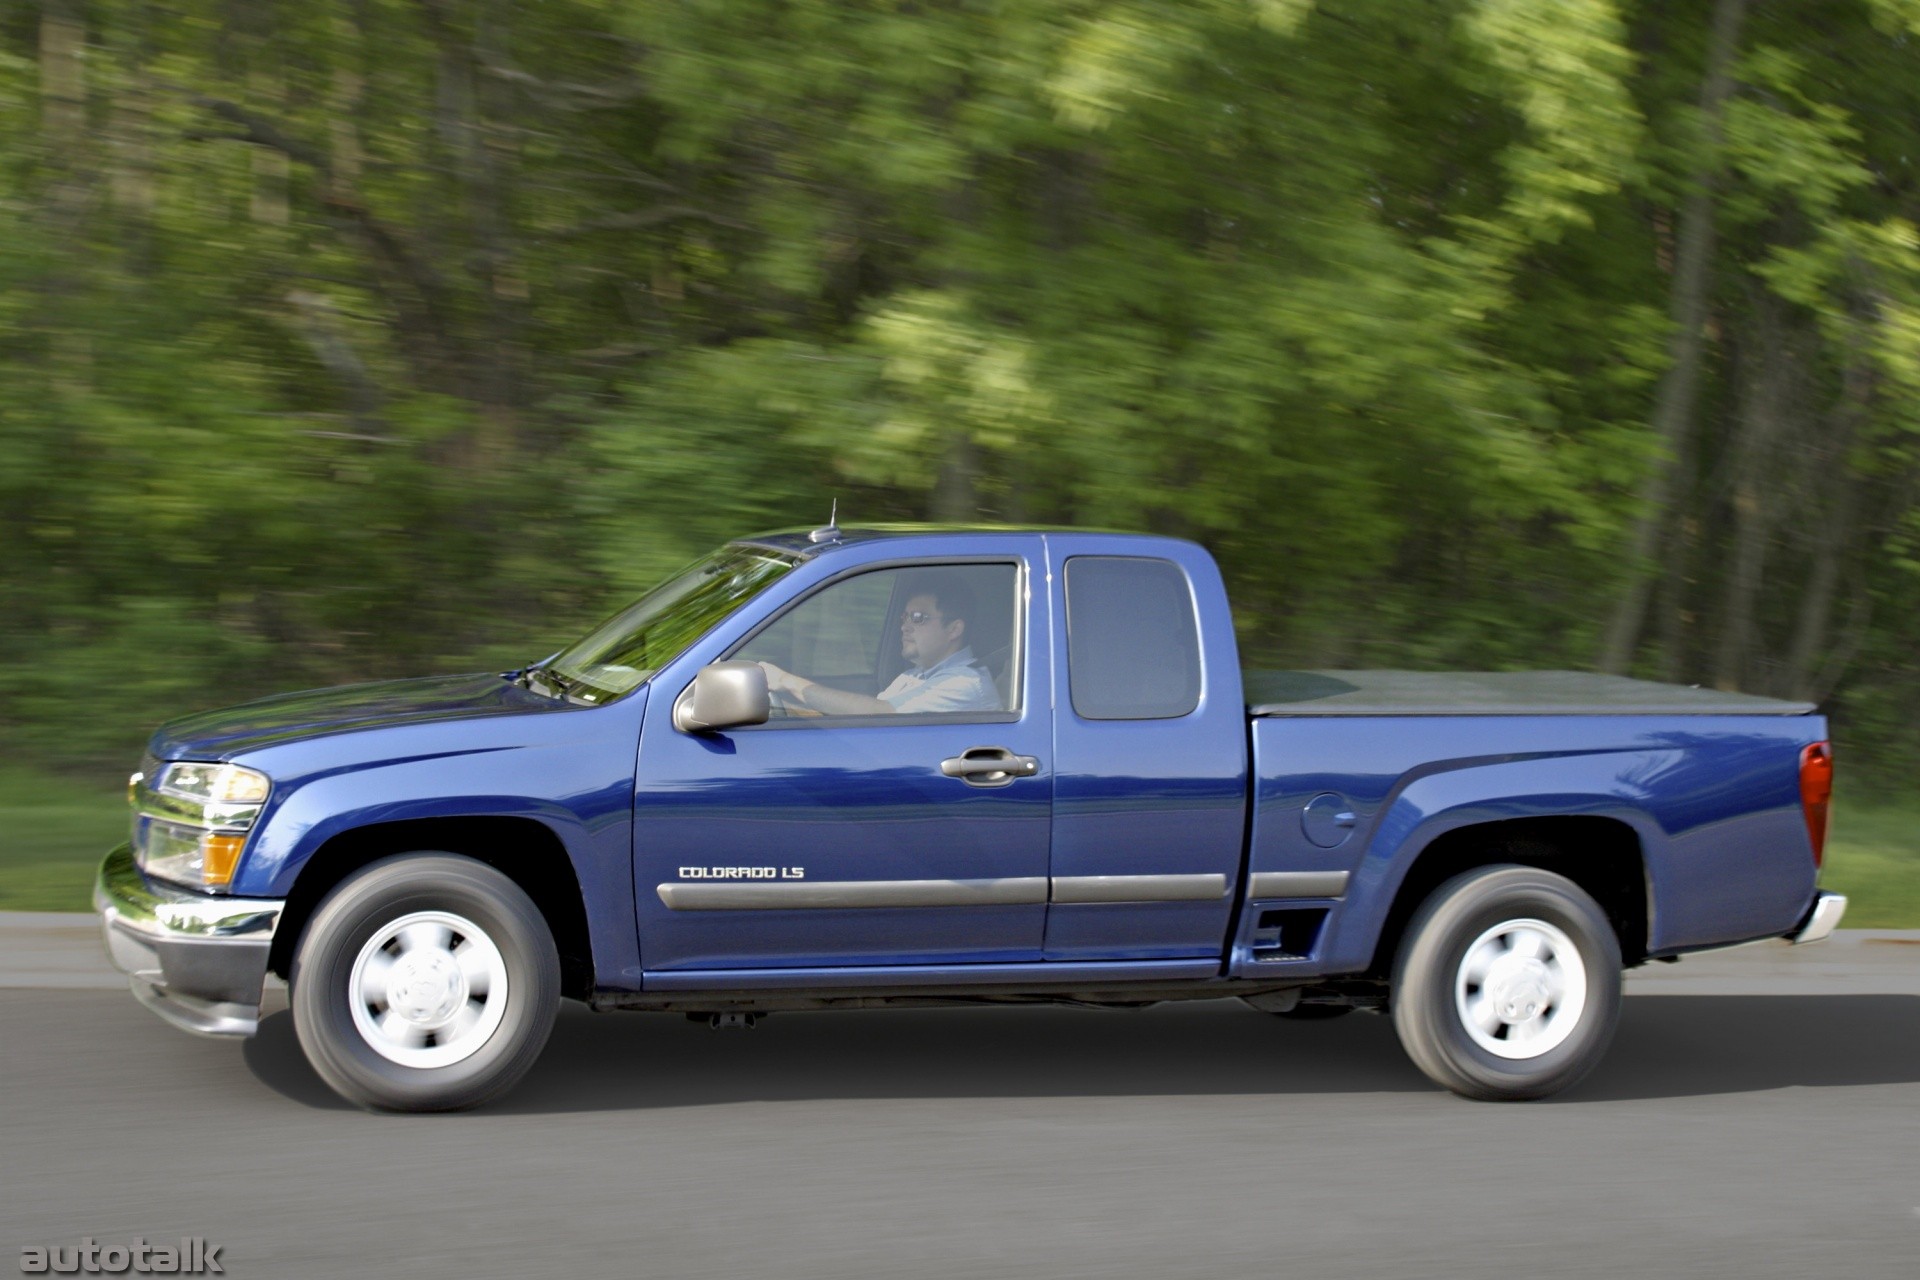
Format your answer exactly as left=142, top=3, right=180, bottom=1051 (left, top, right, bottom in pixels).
left=291, top=853, right=560, bottom=1112
left=1391, top=864, right=1621, bottom=1101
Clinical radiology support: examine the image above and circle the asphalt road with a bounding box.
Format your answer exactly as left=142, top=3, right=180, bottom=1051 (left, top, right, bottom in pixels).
left=5, top=976, right=1919, bottom=1279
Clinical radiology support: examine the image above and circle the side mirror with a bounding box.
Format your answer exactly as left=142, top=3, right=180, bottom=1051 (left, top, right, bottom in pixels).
left=674, top=661, right=770, bottom=733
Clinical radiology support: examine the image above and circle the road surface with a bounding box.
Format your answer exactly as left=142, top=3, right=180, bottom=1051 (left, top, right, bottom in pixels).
left=4, top=916, right=1917, bottom=1278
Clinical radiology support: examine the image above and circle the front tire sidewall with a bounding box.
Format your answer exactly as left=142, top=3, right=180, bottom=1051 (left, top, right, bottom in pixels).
left=1392, top=865, right=1622, bottom=1101
left=291, top=854, right=560, bottom=1112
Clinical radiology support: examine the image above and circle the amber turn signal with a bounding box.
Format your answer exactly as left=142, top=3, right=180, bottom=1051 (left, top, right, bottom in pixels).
left=201, top=834, right=247, bottom=887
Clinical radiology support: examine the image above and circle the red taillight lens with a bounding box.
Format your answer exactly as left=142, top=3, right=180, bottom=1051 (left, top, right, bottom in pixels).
left=1799, top=741, right=1834, bottom=868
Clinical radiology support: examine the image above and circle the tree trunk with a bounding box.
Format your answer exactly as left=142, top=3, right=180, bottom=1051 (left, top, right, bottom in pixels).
left=284, top=290, right=387, bottom=435
left=420, top=0, right=524, bottom=454
left=1785, top=348, right=1873, bottom=699
left=328, top=9, right=365, bottom=199
left=108, top=78, right=154, bottom=217
left=1713, top=288, right=1795, bottom=691
left=250, top=71, right=290, bottom=226
left=1598, top=0, right=1748, bottom=673
left=1654, top=510, right=1697, bottom=683
left=38, top=5, right=85, bottom=144
left=38, top=0, right=91, bottom=389
left=932, top=432, right=980, bottom=522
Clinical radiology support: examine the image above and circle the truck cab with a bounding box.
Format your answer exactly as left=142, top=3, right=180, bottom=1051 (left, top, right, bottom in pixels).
left=626, top=528, right=1247, bottom=980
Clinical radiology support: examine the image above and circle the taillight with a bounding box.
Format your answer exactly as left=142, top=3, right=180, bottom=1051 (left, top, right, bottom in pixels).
left=1799, top=741, right=1834, bottom=868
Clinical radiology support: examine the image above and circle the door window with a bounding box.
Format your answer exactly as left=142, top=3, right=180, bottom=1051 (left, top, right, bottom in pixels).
left=733, top=562, right=1020, bottom=719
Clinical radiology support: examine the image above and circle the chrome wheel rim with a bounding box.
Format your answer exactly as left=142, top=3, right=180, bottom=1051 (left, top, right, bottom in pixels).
left=1453, top=917, right=1586, bottom=1060
left=349, top=910, right=508, bottom=1068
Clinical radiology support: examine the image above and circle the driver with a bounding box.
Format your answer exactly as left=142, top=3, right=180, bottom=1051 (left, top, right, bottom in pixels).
left=757, top=576, right=999, bottom=715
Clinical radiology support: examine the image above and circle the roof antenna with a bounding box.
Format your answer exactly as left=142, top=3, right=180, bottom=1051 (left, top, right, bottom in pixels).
left=808, top=498, right=841, bottom=544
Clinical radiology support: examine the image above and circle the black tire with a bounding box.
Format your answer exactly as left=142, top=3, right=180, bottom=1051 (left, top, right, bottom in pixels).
left=1391, top=864, right=1621, bottom=1101
left=290, top=853, right=560, bottom=1112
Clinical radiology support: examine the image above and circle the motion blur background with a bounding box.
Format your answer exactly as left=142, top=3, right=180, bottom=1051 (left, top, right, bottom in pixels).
left=1, top=0, right=1915, bottom=910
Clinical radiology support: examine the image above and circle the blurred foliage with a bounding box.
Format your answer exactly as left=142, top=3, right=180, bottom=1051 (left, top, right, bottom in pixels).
left=0, top=0, right=1916, bottom=785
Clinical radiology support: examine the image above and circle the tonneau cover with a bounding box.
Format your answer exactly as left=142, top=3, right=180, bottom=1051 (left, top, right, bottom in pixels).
left=1245, top=669, right=1815, bottom=717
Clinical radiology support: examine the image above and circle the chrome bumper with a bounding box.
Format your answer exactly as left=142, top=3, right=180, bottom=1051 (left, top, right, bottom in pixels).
left=1788, top=890, right=1848, bottom=945
left=93, top=843, right=284, bottom=1038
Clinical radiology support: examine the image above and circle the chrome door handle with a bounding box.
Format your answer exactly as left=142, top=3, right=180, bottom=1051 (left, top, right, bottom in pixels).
left=939, top=746, right=1040, bottom=787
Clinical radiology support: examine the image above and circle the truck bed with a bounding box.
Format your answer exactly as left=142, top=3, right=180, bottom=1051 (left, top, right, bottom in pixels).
left=1243, top=670, right=1826, bottom=966
left=1244, top=669, right=1816, bottom=717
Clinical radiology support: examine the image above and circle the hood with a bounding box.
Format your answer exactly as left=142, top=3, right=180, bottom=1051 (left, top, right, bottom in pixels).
left=147, top=673, right=578, bottom=761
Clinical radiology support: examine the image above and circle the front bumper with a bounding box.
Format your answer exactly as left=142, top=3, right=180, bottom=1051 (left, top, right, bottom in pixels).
left=93, top=843, right=284, bottom=1038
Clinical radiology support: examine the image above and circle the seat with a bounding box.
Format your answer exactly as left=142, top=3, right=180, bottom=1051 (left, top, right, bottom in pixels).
left=978, top=643, right=1012, bottom=709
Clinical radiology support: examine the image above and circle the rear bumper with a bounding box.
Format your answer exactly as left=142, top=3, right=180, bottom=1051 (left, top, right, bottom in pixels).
left=93, top=843, right=284, bottom=1038
left=1787, top=890, right=1847, bottom=945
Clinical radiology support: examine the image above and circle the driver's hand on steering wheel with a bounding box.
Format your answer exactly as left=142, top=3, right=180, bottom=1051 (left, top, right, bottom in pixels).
left=756, top=661, right=804, bottom=698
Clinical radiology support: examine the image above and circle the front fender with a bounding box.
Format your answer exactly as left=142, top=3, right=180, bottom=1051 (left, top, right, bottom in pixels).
left=230, top=698, right=647, bottom=989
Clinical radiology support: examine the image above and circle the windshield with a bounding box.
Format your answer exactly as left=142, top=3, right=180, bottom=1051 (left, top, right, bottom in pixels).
left=545, top=546, right=796, bottom=702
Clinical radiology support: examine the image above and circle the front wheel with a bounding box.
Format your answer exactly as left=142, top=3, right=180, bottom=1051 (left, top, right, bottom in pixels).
left=1391, top=865, right=1621, bottom=1101
left=291, top=854, right=560, bottom=1112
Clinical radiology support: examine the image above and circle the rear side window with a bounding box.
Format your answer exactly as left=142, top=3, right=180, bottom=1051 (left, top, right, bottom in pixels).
left=1065, top=556, right=1201, bottom=720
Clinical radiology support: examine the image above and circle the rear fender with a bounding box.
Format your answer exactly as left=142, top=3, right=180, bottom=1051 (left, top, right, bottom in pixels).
left=1319, top=745, right=1811, bottom=973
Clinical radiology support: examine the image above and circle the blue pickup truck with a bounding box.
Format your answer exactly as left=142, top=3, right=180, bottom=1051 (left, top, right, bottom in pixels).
left=96, top=524, right=1844, bottom=1110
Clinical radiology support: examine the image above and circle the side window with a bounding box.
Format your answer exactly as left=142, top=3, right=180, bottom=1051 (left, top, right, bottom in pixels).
left=733, top=563, right=1020, bottom=718
left=1065, top=556, right=1201, bottom=720
left=739, top=571, right=895, bottom=685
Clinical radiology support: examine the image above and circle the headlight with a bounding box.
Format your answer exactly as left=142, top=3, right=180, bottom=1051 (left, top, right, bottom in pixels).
left=130, top=762, right=271, bottom=892
left=155, top=761, right=272, bottom=805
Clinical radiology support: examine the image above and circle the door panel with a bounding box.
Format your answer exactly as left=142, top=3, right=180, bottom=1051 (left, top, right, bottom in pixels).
left=1041, top=538, right=1249, bottom=961
left=633, top=553, right=1051, bottom=971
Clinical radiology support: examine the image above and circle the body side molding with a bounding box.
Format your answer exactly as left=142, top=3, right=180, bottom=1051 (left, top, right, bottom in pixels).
left=657, top=877, right=1047, bottom=911
left=1247, top=870, right=1349, bottom=898
left=1049, top=874, right=1227, bottom=903
left=658, top=872, right=1239, bottom=910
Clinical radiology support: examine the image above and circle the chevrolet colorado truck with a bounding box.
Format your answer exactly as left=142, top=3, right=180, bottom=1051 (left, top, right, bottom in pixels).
left=96, top=525, right=1845, bottom=1110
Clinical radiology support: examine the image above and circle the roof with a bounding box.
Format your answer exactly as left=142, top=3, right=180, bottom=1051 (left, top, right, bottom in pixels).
left=731, top=523, right=1131, bottom=558
left=1245, top=670, right=1816, bottom=717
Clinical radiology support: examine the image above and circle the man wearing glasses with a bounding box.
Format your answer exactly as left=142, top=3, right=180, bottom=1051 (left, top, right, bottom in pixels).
left=757, top=575, right=1000, bottom=715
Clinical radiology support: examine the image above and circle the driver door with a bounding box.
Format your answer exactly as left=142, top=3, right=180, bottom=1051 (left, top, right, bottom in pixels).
left=631, top=550, right=1051, bottom=974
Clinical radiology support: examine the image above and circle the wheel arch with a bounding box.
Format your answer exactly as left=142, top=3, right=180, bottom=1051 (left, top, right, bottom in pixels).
left=267, top=816, right=595, bottom=1001
left=1364, top=814, right=1649, bottom=977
